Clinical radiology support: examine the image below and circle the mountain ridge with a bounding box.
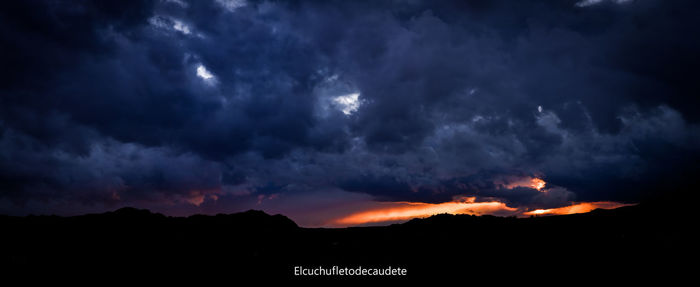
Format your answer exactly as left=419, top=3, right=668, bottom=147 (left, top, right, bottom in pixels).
left=1, top=204, right=643, bottom=229
left=0, top=202, right=689, bottom=281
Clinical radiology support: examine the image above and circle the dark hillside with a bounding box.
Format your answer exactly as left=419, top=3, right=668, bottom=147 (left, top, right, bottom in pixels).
left=0, top=203, right=690, bottom=282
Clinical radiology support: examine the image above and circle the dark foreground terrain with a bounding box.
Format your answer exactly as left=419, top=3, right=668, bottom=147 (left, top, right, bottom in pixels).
left=0, top=200, right=693, bottom=282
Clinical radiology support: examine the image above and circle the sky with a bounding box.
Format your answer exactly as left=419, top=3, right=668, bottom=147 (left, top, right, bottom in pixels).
left=1, top=0, right=699, bottom=227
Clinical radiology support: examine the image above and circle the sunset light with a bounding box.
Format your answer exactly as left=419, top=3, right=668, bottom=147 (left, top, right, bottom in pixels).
left=531, top=178, right=546, bottom=191
left=3, top=0, right=691, bottom=278
left=502, top=176, right=547, bottom=191
left=523, top=202, right=635, bottom=216
left=331, top=199, right=634, bottom=226
left=332, top=198, right=517, bottom=226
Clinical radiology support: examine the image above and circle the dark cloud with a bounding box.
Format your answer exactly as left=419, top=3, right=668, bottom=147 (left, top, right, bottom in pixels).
left=1, top=0, right=699, bottom=216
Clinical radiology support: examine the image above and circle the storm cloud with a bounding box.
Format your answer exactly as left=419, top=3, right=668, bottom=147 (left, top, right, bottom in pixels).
left=1, top=0, right=699, bottom=221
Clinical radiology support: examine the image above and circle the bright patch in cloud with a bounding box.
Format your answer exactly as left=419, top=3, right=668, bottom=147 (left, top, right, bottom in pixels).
left=196, top=64, right=216, bottom=82
left=531, top=178, right=546, bottom=191
left=333, top=93, right=360, bottom=115
left=149, top=16, right=192, bottom=36
left=575, top=0, right=633, bottom=7
left=182, top=189, right=221, bottom=206
left=172, top=20, right=191, bottom=35
left=216, top=0, right=247, bottom=12
left=502, top=176, right=547, bottom=191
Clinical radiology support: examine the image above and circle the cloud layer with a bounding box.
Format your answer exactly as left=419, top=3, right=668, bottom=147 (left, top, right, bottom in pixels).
left=1, top=0, right=699, bottom=224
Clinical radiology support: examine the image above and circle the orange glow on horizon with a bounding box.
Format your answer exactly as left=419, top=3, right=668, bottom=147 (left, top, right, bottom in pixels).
left=332, top=198, right=517, bottom=226
left=330, top=199, right=633, bottom=227
left=523, top=201, right=634, bottom=216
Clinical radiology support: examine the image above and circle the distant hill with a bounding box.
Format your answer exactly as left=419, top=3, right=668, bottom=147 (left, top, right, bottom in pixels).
left=0, top=203, right=690, bottom=282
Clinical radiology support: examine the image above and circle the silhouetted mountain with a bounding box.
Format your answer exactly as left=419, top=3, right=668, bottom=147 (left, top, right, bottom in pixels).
left=0, top=203, right=690, bottom=282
